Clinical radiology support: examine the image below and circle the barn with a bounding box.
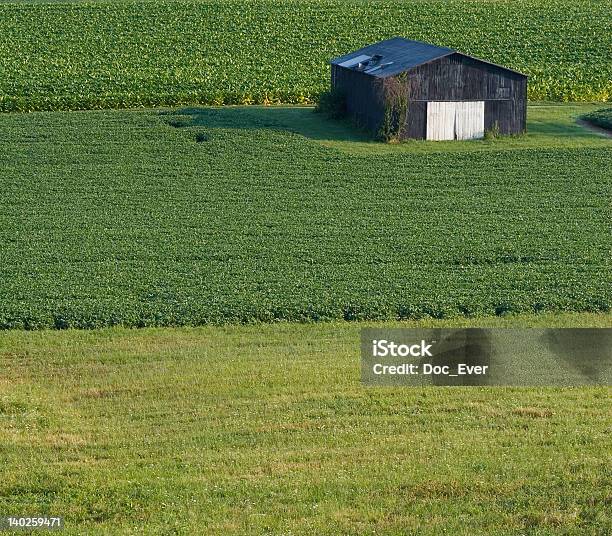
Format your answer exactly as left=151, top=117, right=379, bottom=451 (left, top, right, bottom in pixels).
left=330, top=37, right=527, bottom=140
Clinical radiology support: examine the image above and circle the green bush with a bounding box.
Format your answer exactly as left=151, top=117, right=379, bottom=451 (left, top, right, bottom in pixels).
left=314, top=89, right=347, bottom=119
left=580, top=108, right=612, bottom=130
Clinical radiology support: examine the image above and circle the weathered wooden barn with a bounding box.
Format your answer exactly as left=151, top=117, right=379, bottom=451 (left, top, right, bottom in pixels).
left=330, top=37, right=527, bottom=140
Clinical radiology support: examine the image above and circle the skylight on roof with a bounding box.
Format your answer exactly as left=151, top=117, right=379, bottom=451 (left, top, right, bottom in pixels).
left=337, top=54, right=372, bottom=68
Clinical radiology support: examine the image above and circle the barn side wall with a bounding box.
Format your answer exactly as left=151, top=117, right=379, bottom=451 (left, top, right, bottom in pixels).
left=332, top=53, right=527, bottom=140
left=331, top=65, right=385, bottom=135
left=403, top=53, right=527, bottom=139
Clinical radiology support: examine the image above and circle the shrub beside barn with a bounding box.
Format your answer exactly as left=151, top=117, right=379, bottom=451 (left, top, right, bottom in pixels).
left=330, top=37, right=527, bottom=140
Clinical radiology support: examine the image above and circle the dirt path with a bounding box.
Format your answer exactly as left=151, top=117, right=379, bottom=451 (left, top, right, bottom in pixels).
left=576, top=119, right=612, bottom=138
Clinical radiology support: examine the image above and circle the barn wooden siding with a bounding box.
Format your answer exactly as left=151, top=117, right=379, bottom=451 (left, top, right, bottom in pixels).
left=331, top=65, right=384, bottom=134
left=332, top=52, right=527, bottom=140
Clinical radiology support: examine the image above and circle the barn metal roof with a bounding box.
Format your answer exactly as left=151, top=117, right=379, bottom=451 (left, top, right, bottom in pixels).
left=330, top=37, right=526, bottom=78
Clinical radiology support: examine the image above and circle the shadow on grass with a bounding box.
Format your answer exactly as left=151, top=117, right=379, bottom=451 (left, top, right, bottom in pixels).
left=161, top=106, right=374, bottom=142
left=160, top=104, right=609, bottom=152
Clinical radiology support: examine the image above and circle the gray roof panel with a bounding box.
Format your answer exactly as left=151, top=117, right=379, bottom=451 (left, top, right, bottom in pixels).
left=330, top=37, right=526, bottom=78
left=330, top=37, right=454, bottom=78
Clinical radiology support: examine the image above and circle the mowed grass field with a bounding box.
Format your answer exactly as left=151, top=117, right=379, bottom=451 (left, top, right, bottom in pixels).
left=1, top=313, right=611, bottom=535
left=0, top=104, right=610, bottom=328
left=0, top=0, right=610, bottom=112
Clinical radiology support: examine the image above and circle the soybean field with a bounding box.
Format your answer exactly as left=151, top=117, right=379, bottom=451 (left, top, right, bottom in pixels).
left=0, top=0, right=610, bottom=112
left=0, top=104, right=610, bottom=328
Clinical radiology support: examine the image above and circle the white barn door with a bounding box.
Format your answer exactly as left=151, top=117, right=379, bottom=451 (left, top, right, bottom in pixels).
left=426, top=101, right=485, bottom=140
left=426, top=102, right=455, bottom=140
left=455, top=101, right=485, bottom=140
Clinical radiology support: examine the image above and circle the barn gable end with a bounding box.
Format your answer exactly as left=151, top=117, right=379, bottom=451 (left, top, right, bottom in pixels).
left=406, top=53, right=527, bottom=137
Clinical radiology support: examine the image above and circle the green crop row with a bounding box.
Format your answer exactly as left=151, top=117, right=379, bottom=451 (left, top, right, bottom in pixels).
left=0, top=0, right=610, bottom=112
left=0, top=106, right=610, bottom=329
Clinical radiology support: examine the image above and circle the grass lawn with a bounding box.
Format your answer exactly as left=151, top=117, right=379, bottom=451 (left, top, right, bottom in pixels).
left=0, top=103, right=610, bottom=328
left=1, top=312, right=611, bottom=534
